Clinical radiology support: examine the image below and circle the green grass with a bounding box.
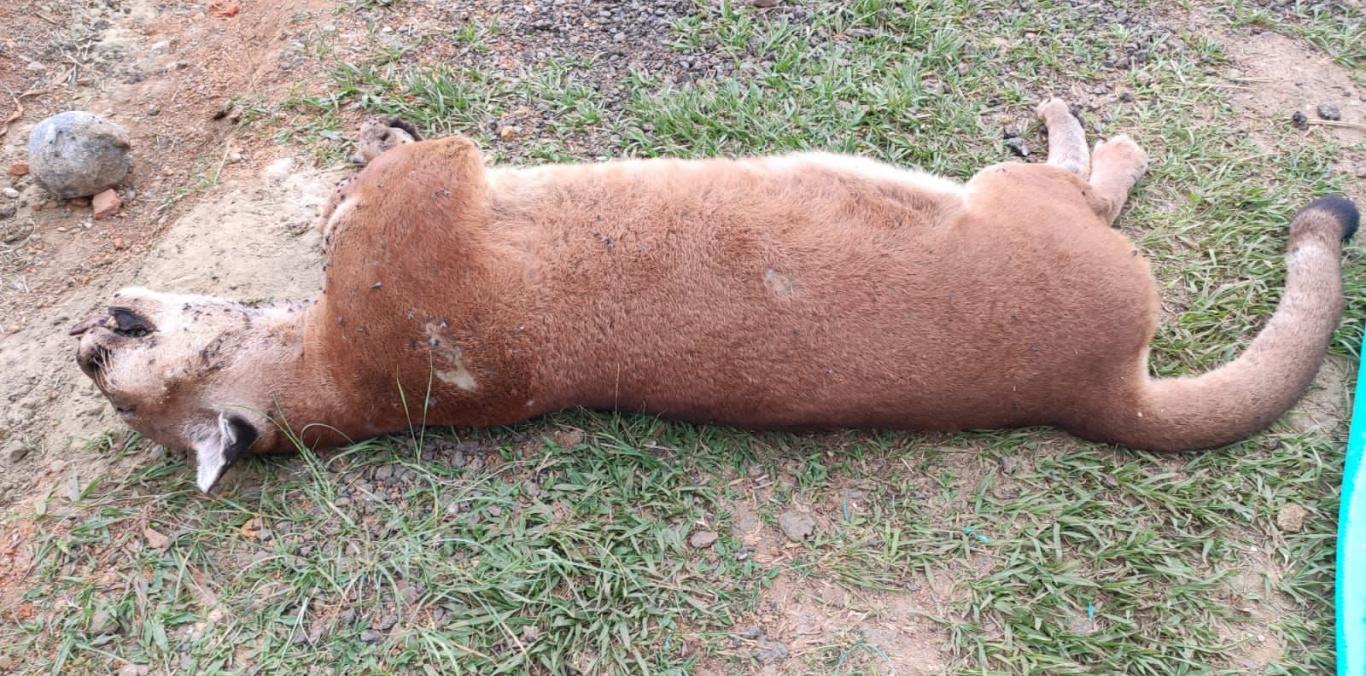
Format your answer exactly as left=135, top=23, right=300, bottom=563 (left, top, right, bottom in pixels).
left=1224, top=0, right=1365, bottom=70
left=3, top=0, right=1363, bottom=673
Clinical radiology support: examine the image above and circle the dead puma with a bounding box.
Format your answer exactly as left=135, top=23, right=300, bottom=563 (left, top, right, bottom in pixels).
left=70, top=99, right=1359, bottom=492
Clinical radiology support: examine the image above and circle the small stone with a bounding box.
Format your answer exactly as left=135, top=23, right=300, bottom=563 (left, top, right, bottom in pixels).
left=374, top=465, right=393, bottom=481
left=550, top=428, right=585, bottom=448
left=998, top=456, right=1024, bottom=475
left=1356, top=164, right=1366, bottom=179
left=752, top=0, right=780, bottom=6
left=1317, top=103, right=1341, bottom=121
left=736, top=625, right=762, bottom=639
left=88, top=609, right=119, bottom=636
left=2, top=187, right=18, bottom=199
left=375, top=614, right=397, bottom=631
left=522, top=625, right=541, bottom=641
left=487, top=505, right=502, bottom=517
left=1004, top=137, right=1029, bottom=157
left=360, top=629, right=383, bottom=643
left=92, top=189, right=121, bottom=219
left=6, top=441, right=29, bottom=463
left=8, top=161, right=28, bottom=176
left=689, top=530, right=719, bottom=549
left=26, top=61, right=45, bottom=72
left=755, top=638, right=789, bottom=663
left=144, top=527, right=171, bottom=549
left=210, top=0, right=240, bottom=17
left=117, top=665, right=149, bottom=676
left=498, top=126, right=519, bottom=141
left=777, top=509, right=815, bottom=542
left=1291, top=111, right=1309, bottom=130
left=0, top=205, right=14, bottom=220
left=112, top=236, right=127, bottom=250
left=0, top=656, right=12, bottom=671
left=256, top=528, right=273, bottom=541
left=27, top=111, right=132, bottom=199
left=1277, top=503, right=1307, bottom=533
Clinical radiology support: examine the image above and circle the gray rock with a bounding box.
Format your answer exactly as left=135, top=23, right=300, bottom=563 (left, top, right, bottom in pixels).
left=1317, top=103, right=1341, bottom=121
left=0, top=205, right=14, bottom=220
left=689, top=530, right=719, bottom=549
left=6, top=441, right=29, bottom=463
left=777, top=509, right=815, bottom=542
left=755, top=638, right=789, bottom=663
left=27, top=111, right=132, bottom=199
left=2, top=187, right=18, bottom=199
left=88, top=608, right=120, bottom=636
left=1005, top=137, right=1029, bottom=157
left=360, top=629, right=384, bottom=643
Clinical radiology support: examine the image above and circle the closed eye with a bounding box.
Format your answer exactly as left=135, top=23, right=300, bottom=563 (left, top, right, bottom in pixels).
left=109, top=306, right=156, bottom=338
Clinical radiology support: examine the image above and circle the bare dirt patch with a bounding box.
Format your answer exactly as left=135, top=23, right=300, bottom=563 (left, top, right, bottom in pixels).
left=1226, top=30, right=1364, bottom=145
left=0, top=161, right=333, bottom=505
left=1, top=0, right=339, bottom=506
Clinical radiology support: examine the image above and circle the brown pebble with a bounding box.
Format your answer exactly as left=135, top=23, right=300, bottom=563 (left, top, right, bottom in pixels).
left=7, top=161, right=28, bottom=176
left=144, top=527, right=171, bottom=549
left=1276, top=503, right=1307, bottom=533
left=92, top=189, right=121, bottom=219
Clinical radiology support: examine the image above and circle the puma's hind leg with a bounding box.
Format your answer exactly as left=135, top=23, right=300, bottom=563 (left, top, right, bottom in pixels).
left=354, top=117, right=422, bottom=165
left=1088, top=134, right=1150, bottom=225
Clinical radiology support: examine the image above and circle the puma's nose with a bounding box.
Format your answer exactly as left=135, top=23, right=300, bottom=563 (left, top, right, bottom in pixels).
left=69, top=312, right=110, bottom=337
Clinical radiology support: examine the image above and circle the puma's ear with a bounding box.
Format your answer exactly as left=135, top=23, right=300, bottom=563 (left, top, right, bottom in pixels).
left=193, top=413, right=259, bottom=493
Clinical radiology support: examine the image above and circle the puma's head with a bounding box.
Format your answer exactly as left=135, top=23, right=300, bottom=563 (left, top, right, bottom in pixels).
left=70, top=287, right=306, bottom=491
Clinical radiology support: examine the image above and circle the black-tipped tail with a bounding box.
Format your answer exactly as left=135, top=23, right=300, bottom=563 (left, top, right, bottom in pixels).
left=1301, top=195, right=1359, bottom=241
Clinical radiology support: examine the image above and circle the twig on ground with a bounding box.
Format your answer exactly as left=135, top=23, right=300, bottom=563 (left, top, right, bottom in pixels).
left=0, top=87, right=48, bottom=140
left=1306, top=119, right=1366, bottom=131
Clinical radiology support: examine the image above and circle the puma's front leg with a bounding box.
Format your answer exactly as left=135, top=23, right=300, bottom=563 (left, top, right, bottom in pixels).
left=1036, top=97, right=1091, bottom=178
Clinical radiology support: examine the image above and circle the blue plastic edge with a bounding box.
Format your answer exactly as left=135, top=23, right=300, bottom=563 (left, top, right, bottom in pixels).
left=1338, top=346, right=1366, bottom=676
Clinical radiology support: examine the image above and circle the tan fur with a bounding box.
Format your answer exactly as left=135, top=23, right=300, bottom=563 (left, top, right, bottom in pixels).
left=71, top=100, right=1354, bottom=491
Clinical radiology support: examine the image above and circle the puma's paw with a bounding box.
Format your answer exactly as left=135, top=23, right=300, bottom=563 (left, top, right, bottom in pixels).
left=355, top=117, right=421, bottom=165
left=1093, top=134, right=1149, bottom=179
left=1035, top=97, right=1072, bottom=121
